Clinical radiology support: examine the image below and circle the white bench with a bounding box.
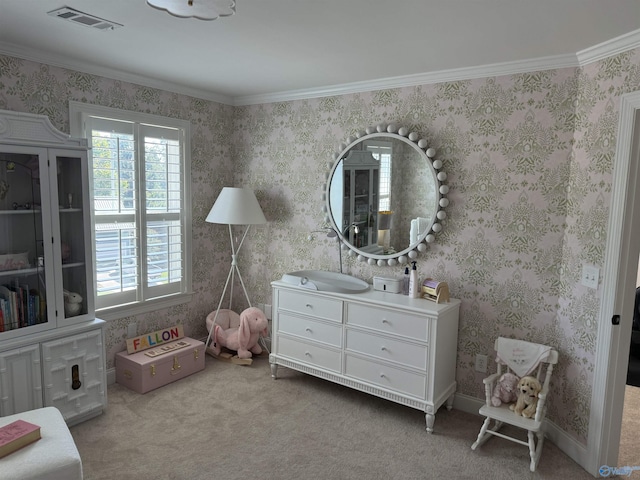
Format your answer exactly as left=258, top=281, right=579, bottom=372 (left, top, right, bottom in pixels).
left=0, top=407, right=82, bottom=480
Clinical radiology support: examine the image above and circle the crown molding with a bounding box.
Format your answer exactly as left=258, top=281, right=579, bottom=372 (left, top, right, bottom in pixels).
left=233, top=54, right=580, bottom=106
left=237, top=28, right=640, bottom=106
left=0, top=41, right=235, bottom=106
left=2, top=28, right=640, bottom=108
left=577, top=29, right=640, bottom=66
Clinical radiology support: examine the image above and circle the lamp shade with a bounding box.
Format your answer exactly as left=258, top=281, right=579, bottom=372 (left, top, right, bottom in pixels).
left=206, top=187, right=267, bottom=225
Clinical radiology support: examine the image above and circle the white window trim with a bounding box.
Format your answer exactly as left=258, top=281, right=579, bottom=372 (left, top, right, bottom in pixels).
left=69, top=101, right=193, bottom=319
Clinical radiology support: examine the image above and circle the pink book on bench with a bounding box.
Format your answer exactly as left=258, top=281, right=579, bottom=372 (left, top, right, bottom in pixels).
left=0, top=420, right=41, bottom=458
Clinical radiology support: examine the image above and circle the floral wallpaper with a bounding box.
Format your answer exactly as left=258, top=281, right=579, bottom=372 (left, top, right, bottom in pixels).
left=0, top=55, right=235, bottom=373
left=1, top=45, right=639, bottom=446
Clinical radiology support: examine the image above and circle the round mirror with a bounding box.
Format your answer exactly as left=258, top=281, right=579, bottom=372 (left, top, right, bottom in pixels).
left=324, top=124, right=448, bottom=266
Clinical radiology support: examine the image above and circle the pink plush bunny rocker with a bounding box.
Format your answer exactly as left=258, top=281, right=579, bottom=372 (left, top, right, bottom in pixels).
left=211, top=307, right=268, bottom=359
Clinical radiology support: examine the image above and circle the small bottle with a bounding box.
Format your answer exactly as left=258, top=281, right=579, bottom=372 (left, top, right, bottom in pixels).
left=408, top=261, right=420, bottom=298
left=402, top=267, right=410, bottom=295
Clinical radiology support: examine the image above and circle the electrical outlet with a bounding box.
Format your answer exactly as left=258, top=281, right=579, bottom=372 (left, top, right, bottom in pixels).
left=127, top=322, right=137, bottom=338
left=256, top=302, right=265, bottom=313
left=264, top=304, right=272, bottom=320
left=475, top=354, right=488, bottom=373
left=581, top=264, right=600, bottom=289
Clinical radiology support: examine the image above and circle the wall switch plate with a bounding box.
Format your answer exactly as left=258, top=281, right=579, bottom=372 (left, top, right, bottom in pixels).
left=581, top=264, right=600, bottom=289
left=475, top=354, right=488, bottom=373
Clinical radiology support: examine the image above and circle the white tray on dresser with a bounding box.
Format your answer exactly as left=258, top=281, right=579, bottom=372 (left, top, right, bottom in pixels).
left=270, top=280, right=461, bottom=433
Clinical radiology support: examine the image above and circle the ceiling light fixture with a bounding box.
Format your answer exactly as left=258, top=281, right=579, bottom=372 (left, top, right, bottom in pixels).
left=147, top=0, right=236, bottom=21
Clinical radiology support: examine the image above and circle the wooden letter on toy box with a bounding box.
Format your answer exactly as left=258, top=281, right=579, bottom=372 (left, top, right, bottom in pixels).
left=126, top=325, right=184, bottom=354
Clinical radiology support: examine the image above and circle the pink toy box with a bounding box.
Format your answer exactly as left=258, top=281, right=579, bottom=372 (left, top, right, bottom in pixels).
left=115, top=337, right=205, bottom=394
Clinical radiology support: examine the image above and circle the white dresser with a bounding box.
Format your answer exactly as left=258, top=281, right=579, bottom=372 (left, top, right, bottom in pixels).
left=270, top=281, right=460, bottom=433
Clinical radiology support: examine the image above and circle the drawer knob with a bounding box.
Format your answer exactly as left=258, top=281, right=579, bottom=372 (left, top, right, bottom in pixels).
left=381, top=346, right=387, bottom=351
left=305, top=303, right=313, bottom=308
left=380, top=373, right=387, bottom=379
left=305, top=351, right=311, bottom=357
left=382, top=319, right=390, bottom=324
left=305, top=328, right=312, bottom=333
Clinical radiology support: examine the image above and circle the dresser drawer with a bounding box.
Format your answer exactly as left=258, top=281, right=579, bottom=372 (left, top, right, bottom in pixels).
left=277, top=336, right=342, bottom=373
left=345, top=354, right=426, bottom=399
left=278, top=289, right=343, bottom=322
left=346, top=329, right=427, bottom=370
left=278, top=312, right=342, bottom=347
left=347, top=303, right=429, bottom=340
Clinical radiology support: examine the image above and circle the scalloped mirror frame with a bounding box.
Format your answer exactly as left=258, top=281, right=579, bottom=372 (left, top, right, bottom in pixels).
left=323, top=123, right=449, bottom=267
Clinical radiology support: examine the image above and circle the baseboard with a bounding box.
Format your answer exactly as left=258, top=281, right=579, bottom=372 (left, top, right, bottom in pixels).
left=453, top=393, right=590, bottom=473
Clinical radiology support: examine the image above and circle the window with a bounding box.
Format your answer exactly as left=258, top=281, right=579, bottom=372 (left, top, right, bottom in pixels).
left=364, top=141, right=392, bottom=211
left=69, top=102, right=192, bottom=316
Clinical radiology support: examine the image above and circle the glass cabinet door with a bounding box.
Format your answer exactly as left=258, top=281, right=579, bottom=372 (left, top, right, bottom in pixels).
left=0, top=147, right=56, bottom=338
left=50, top=149, right=93, bottom=327
left=343, top=166, right=380, bottom=248
left=339, top=150, right=380, bottom=252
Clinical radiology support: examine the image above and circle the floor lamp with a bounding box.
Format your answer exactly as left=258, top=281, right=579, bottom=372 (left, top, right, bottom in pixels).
left=204, top=187, right=267, bottom=353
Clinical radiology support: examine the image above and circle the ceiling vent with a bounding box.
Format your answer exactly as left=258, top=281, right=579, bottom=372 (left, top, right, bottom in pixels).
left=47, top=6, right=123, bottom=31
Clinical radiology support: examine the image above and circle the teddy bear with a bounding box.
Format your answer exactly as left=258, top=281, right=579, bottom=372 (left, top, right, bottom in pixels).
left=510, top=375, right=542, bottom=418
left=206, top=307, right=268, bottom=359
left=491, top=372, right=519, bottom=407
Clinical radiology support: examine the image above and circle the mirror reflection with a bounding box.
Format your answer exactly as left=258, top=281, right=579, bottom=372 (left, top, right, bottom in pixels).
left=327, top=132, right=440, bottom=262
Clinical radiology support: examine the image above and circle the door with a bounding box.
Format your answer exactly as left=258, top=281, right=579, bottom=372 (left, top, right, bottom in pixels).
left=41, top=328, right=106, bottom=423
left=0, top=344, right=43, bottom=416
left=0, top=145, right=57, bottom=338
left=48, top=148, right=94, bottom=327
left=588, top=92, right=640, bottom=473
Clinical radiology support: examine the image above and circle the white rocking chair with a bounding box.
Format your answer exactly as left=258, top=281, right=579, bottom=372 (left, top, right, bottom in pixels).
left=471, top=337, right=559, bottom=472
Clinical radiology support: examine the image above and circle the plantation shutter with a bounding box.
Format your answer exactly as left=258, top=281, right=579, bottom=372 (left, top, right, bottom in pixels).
left=86, top=116, right=186, bottom=310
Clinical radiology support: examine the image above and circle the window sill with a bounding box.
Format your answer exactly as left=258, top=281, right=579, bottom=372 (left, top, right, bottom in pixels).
left=96, top=292, right=194, bottom=321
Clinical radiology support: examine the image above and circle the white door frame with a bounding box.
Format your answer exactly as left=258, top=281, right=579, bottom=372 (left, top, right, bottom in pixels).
left=587, top=90, right=640, bottom=475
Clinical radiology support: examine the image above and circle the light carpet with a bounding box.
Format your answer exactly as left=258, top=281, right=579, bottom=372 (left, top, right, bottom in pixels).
left=619, top=385, right=640, bottom=468
left=71, top=354, right=598, bottom=480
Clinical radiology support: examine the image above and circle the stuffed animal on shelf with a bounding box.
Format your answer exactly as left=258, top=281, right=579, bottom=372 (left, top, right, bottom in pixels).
left=63, top=290, right=83, bottom=317
left=491, top=372, right=519, bottom=407
left=206, top=307, right=268, bottom=359
left=510, top=375, right=542, bottom=418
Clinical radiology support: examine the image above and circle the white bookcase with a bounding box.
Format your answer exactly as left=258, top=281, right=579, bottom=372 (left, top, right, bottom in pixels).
left=0, top=109, right=106, bottom=425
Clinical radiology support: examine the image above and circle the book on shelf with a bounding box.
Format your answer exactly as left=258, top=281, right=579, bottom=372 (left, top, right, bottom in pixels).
left=0, top=419, right=41, bottom=458
left=8, top=282, right=23, bottom=328
left=29, top=288, right=40, bottom=325
left=0, top=282, right=42, bottom=330
left=0, top=285, right=15, bottom=330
